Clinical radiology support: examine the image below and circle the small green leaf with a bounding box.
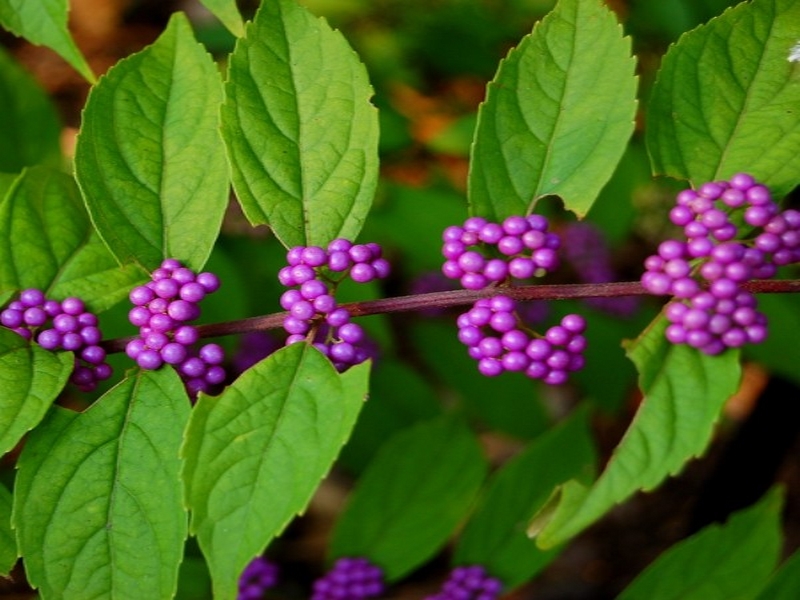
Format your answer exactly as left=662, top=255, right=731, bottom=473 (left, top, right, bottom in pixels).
left=468, top=0, right=637, bottom=220
left=199, top=0, right=245, bottom=37
left=454, top=409, right=596, bottom=589
left=0, top=327, right=73, bottom=458
left=330, top=416, right=487, bottom=581
left=0, top=482, right=16, bottom=576
left=0, top=46, right=62, bottom=171
left=13, top=368, right=190, bottom=599
left=755, top=547, right=800, bottom=600
left=618, top=488, right=783, bottom=600
left=75, top=12, right=228, bottom=272
left=221, top=0, right=379, bottom=248
left=0, top=0, right=95, bottom=82
left=529, top=316, right=741, bottom=547
left=648, top=0, right=800, bottom=197
left=0, top=167, right=145, bottom=312
left=182, top=345, right=368, bottom=599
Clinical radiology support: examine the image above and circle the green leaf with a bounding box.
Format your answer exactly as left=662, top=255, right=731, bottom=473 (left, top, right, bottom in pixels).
left=0, top=46, right=62, bottom=171
left=755, top=547, right=800, bottom=600
left=221, top=0, right=379, bottom=248
left=330, top=416, right=487, bottom=581
left=75, top=12, right=228, bottom=272
left=529, top=316, right=741, bottom=547
left=468, top=0, right=637, bottom=220
left=0, top=482, right=15, bottom=576
left=454, top=409, right=596, bottom=589
left=0, top=0, right=95, bottom=82
left=199, top=0, right=245, bottom=37
left=618, top=487, right=783, bottom=600
left=0, top=327, right=73, bottom=458
left=647, top=0, right=800, bottom=197
left=13, top=368, right=190, bottom=599
left=744, top=294, right=800, bottom=385
left=0, top=167, right=145, bottom=312
left=182, top=345, right=368, bottom=599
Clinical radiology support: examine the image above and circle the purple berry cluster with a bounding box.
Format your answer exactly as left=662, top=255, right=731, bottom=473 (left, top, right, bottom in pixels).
left=562, top=222, right=639, bottom=316
left=1, top=289, right=112, bottom=391
left=310, top=557, right=385, bottom=600
left=425, top=565, right=503, bottom=600
left=641, top=174, right=800, bottom=354
left=442, top=215, right=587, bottom=383
left=457, top=295, right=586, bottom=384
left=278, top=239, right=389, bottom=371
left=238, top=556, right=279, bottom=600
left=442, top=215, right=560, bottom=290
left=125, top=259, right=225, bottom=395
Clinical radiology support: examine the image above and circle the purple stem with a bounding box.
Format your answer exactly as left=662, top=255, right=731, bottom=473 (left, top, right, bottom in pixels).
left=101, top=279, right=800, bottom=354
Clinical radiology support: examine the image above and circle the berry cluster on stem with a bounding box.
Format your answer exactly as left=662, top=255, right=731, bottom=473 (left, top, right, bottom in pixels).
left=442, top=215, right=588, bottom=383
left=125, top=258, right=225, bottom=395
left=278, top=239, right=389, bottom=371
left=0, top=289, right=112, bottom=391
left=641, top=174, right=800, bottom=354
left=310, top=557, right=385, bottom=600
left=426, top=565, right=503, bottom=600
left=237, top=556, right=279, bottom=600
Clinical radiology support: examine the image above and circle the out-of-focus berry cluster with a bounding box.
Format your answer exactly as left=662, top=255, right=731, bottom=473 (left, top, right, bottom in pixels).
left=278, top=239, right=389, bottom=371
left=125, top=258, right=225, bottom=395
left=237, top=556, right=279, bottom=600
left=310, top=557, right=385, bottom=600
left=425, top=565, right=503, bottom=600
left=1, top=289, right=112, bottom=391
left=442, top=215, right=587, bottom=383
left=562, top=222, right=640, bottom=316
left=641, top=174, right=799, bottom=354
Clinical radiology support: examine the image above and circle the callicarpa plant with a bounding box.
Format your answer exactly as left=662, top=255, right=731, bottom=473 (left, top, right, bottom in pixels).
left=1, top=0, right=800, bottom=598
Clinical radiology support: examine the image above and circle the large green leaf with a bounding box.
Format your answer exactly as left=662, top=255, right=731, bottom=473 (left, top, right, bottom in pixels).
left=75, top=12, right=228, bottom=272
left=0, top=46, right=62, bottom=171
left=221, top=0, right=379, bottom=248
left=468, top=0, right=637, bottom=220
left=13, top=368, right=190, bottom=599
left=0, top=482, right=15, bottom=576
left=199, top=0, right=245, bottom=37
left=454, top=409, right=596, bottom=589
left=0, top=0, right=94, bottom=82
left=529, top=316, right=741, bottom=547
left=618, top=488, right=783, bottom=600
left=0, top=327, right=73, bottom=458
left=755, top=547, right=800, bottom=600
left=0, top=167, right=145, bottom=312
left=330, top=416, right=487, bottom=581
left=648, top=0, right=800, bottom=197
left=182, top=345, right=368, bottom=599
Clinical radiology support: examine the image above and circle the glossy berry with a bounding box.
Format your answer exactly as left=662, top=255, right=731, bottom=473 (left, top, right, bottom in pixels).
left=237, top=556, right=279, bottom=600
left=426, top=565, right=503, bottom=600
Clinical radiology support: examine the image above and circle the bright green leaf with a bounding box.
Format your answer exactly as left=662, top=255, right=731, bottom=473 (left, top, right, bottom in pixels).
left=0, top=482, right=16, bottom=576
left=75, top=12, right=228, bottom=272
left=744, top=294, right=800, bottom=385
left=14, top=368, right=190, bottom=599
left=0, top=167, right=145, bottom=312
left=468, top=0, right=637, bottom=220
left=330, top=416, right=487, bottom=581
left=0, top=327, right=72, bottom=458
left=529, top=316, right=741, bottom=547
left=199, top=0, right=245, bottom=37
left=221, top=0, right=379, bottom=248
left=0, top=46, right=62, bottom=171
left=0, top=0, right=95, bottom=82
left=182, top=345, right=368, bottom=599
left=454, top=409, right=596, bottom=589
left=755, top=547, right=800, bottom=600
left=618, top=488, right=783, bottom=600
left=647, top=0, right=800, bottom=197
